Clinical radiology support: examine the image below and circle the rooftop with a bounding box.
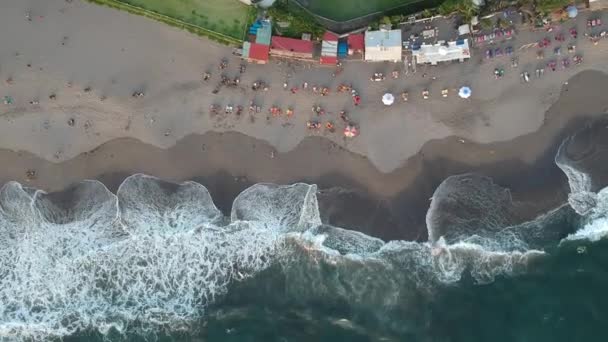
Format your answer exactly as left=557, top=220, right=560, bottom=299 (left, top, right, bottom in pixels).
left=321, top=39, right=338, bottom=57
left=365, top=29, right=402, bottom=48
left=322, top=32, right=339, bottom=42
left=270, top=36, right=314, bottom=53
left=347, top=34, right=365, bottom=50
left=243, top=41, right=270, bottom=61
left=413, top=39, right=470, bottom=65
left=255, top=20, right=272, bottom=46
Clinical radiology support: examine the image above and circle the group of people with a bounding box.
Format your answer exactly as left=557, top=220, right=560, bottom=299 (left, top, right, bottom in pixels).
left=198, top=56, right=365, bottom=140
left=203, top=57, right=362, bottom=138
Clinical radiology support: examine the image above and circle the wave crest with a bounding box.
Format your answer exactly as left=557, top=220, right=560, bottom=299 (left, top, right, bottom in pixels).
left=231, top=183, right=321, bottom=232
left=0, top=161, right=601, bottom=340
left=118, top=174, right=223, bottom=234
left=0, top=175, right=280, bottom=340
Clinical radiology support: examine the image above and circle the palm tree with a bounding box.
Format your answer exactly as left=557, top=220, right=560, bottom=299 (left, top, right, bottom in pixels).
left=456, top=0, right=478, bottom=22
left=438, top=0, right=478, bottom=20
left=516, top=0, right=538, bottom=23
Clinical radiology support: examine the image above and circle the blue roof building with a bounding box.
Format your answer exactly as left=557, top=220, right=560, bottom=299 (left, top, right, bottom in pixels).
left=255, top=20, right=272, bottom=45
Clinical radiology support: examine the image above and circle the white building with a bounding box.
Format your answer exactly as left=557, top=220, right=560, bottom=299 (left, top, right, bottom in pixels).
left=412, top=39, right=471, bottom=65
left=364, top=29, right=403, bottom=62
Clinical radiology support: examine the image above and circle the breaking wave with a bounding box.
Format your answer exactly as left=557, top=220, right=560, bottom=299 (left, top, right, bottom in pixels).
left=0, top=175, right=549, bottom=340
left=556, top=120, right=608, bottom=241
left=2, top=121, right=608, bottom=340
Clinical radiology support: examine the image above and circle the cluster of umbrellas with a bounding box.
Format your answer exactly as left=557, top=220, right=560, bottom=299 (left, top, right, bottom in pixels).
left=344, top=125, right=358, bottom=138
left=381, top=86, right=471, bottom=105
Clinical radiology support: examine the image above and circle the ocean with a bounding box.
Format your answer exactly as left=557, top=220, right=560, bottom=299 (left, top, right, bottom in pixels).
left=1, top=123, right=608, bottom=342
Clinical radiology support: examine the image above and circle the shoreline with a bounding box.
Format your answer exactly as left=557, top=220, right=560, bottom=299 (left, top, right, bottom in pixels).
left=0, top=118, right=584, bottom=241
left=2, top=70, right=606, bottom=240
left=1, top=0, right=608, bottom=240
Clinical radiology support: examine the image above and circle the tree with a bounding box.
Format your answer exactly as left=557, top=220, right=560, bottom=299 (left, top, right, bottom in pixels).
left=438, top=0, right=478, bottom=21
left=536, top=0, right=570, bottom=13
left=480, top=17, right=493, bottom=30
left=390, top=15, right=403, bottom=25
left=455, top=0, right=477, bottom=22
left=267, top=0, right=324, bottom=39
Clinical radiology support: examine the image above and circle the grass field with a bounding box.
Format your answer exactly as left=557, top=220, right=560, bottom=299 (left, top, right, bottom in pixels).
left=117, top=0, right=251, bottom=39
left=302, top=0, right=422, bottom=21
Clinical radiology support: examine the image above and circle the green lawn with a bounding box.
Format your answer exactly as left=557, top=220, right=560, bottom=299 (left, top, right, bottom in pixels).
left=302, top=0, right=422, bottom=21
left=117, top=0, right=251, bottom=39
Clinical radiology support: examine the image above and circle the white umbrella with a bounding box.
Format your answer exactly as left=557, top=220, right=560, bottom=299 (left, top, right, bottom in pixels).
left=382, top=93, right=395, bottom=106
left=458, top=86, right=471, bottom=99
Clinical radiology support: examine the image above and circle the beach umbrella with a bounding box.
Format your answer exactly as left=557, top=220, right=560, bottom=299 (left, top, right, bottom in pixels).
left=344, top=125, right=359, bottom=138
left=458, top=86, right=471, bottom=99
left=382, top=93, right=395, bottom=106
left=567, top=5, right=578, bottom=18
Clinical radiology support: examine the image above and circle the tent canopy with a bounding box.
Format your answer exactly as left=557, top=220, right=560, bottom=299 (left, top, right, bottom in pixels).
left=458, top=24, right=470, bottom=36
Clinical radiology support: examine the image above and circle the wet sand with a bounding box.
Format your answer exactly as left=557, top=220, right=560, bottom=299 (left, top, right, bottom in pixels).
left=1, top=71, right=607, bottom=241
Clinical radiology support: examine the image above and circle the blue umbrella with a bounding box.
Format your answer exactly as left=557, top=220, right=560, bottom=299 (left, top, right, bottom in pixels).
left=458, top=86, right=471, bottom=99
left=567, top=5, right=578, bottom=18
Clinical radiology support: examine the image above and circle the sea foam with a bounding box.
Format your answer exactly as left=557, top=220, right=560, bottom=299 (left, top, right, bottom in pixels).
left=0, top=160, right=605, bottom=340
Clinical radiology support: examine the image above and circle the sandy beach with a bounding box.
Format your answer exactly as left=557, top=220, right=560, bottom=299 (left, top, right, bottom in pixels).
left=1, top=0, right=608, bottom=240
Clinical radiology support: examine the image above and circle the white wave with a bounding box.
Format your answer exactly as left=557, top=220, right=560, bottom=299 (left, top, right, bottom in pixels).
left=375, top=238, right=543, bottom=285
left=425, top=174, right=518, bottom=245
left=310, top=224, right=384, bottom=256
left=552, top=125, right=608, bottom=243
left=231, top=183, right=321, bottom=232
left=555, top=137, right=597, bottom=215
left=117, top=174, right=223, bottom=234
left=0, top=176, right=301, bottom=340
left=555, top=145, right=608, bottom=242
left=563, top=187, right=608, bottom=241
left=564, top=216, right=608, bottom=242
left=0, top=175, right=567, bottom=340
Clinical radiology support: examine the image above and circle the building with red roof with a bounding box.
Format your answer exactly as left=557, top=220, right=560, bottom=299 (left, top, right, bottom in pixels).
left=243, top=42, right=270, bottom=64
left=270, top=36, right=314, bottom=59
left=347, top=34, right=365, bottom=56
